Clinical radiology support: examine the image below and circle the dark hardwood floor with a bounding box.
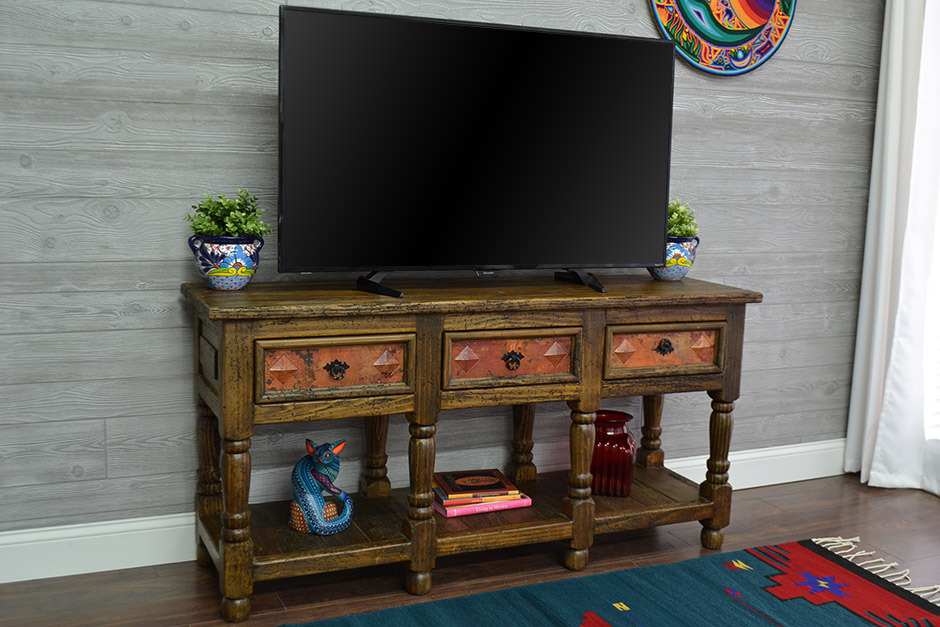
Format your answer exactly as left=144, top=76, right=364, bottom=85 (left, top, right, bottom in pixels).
left=2, top=474, right=939, bottom=626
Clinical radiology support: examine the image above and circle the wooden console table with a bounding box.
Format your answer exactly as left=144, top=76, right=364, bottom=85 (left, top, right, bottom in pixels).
left=182, top=275, right=761, bottom=622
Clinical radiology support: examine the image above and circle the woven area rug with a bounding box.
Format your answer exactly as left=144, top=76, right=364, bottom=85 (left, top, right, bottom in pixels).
left=283, top=537, right=940, bottom=626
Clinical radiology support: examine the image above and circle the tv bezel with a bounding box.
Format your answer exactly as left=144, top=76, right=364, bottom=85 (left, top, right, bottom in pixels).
left=277, top=6, right=675, bottom=275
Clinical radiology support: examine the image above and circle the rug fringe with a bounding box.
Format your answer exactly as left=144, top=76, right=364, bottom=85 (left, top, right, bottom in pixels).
left=812, top=536, right=940, bottom=606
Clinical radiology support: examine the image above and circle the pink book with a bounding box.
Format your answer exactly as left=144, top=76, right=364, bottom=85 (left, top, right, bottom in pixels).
left=433, top=494, right=532, bottom=518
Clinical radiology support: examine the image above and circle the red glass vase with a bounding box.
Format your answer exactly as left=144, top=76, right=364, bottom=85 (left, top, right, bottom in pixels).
left=590, top=410, right=637, bottom=497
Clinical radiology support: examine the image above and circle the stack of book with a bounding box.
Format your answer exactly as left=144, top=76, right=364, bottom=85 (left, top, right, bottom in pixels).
left=432, top=468, right=532, bottom=518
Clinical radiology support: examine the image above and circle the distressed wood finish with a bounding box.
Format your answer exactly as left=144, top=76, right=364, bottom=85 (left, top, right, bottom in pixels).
left=195, top=398, right=222, bottom=568
left=182, top=275, right=760, bottom=621
left=6, top=476, right=940, bottom=627
left=403, top=313, right=442, bottom=596
left=507, top=403, right=537, bottom=482
left=0, top=0, right=883, bottom=543
left=360, top=415, right=392, bottom=498
left=605, top=323, right=723, bottom=378
left=443, top=328, right=579, bottom=388
left=256, top=334, right=414, bottom=402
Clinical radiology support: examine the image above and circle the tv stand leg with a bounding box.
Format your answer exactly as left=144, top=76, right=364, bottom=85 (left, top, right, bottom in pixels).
left=637, top=394, right=664, bottom=467
left=404, top=419, right=436, bottom=596
left=219, top=435, right=252, bottom=622
left=196, top=399, right=221, bottom=568
left=360, top=415, right=391, bottom=498
left=554, top=268, right=606, bottom=293
left=700, top=391, right=735, bottom=550
left=356, top=271, right=404, bottom=298
left=508, top=403, right=537, bottom=482
left=563, top=400, right=595, bottom=571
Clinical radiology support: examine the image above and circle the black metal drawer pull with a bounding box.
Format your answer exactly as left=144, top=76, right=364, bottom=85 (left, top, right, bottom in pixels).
left=324, top=359, right=350, bottom=380
left=502, top=350, right=525, bottom=370
left=653, top=339, right=674, bottom=356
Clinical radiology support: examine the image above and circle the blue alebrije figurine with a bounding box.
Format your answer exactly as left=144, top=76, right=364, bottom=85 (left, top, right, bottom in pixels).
left=288, top=439, right=354, bottom=535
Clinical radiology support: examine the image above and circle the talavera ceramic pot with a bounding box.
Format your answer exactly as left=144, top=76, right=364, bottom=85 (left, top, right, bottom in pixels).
left=648, top=236, right=700, bottom=281
left=188, top=235, right=263, bottom=290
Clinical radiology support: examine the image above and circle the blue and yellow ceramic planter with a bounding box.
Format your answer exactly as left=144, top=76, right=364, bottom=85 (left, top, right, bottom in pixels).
left=648, top=236, right=700, bottom=281
left=189, top=235, right=263, bottom=290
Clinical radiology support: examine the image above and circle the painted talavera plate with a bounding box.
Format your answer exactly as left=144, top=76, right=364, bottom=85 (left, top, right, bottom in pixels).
left=650, top=0, right=796, bottom=75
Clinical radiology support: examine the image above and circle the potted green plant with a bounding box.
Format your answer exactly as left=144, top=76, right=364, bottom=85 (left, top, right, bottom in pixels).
left=649, top=199, right=700, bottom=280
left=186, top=190, right=271, bottom=290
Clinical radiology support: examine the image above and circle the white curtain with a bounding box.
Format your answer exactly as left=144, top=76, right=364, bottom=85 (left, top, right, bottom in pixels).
left=844, top=0, right=940, bottom=497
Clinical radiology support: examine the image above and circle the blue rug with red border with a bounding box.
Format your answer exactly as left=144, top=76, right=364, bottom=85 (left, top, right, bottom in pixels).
left=284, top=537, right=940, bottom=626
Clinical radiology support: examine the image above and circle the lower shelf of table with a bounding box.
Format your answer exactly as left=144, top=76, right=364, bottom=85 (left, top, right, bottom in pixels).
left=197, top=465, right=714, bottom=583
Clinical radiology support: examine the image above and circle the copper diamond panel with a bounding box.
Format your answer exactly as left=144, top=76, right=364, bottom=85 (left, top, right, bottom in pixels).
left=543, top=341, right=569, bottom=367
left=613, top=338, right=637, bottom=364
left=260, top=337, right=411, bottom=398
left=691, top=332, right=716, bottom=362
left=446, top=333, right=576, bottom=385
left=454, top=345, right=481, bottom=373
left=269, top=354, right=300, bottom=385
left=607, top=327, right=720, bottom=373
left=373, top=348, right=401, bottom=377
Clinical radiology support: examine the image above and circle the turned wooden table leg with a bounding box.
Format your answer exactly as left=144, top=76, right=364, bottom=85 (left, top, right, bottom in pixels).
left=507, top=403, right=537, bottom=482
left=637, top=394, right=664, bottom=468
left=700, top=391, right=734, bottom=550
left=404, top=421, right=436, bottom=595
left=196, top=399, right=222, bottom=568
left=220, top=436, right=252, bottom=622
left=563, top=402, right=595, bottom=571
left=403, top=314, right=441, bottom=595
left=360, top=414, right=391, bottom=498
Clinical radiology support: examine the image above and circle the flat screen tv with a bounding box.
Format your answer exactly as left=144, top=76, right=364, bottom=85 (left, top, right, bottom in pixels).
left=278, top=6, right=675, bottom=294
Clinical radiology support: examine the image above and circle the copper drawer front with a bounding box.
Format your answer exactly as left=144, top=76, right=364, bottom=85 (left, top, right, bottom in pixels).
left=444, top=328, right=580, bottom=390
left=604, top=323, right=725, bottom=379
left=256, top=334, right=415, bottom=402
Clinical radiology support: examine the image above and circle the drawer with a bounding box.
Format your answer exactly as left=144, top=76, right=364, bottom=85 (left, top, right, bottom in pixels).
left=443, top=328, right=580, bottom=390
left=604, top=323, right=725, bottom=380
left=255, top=334, right=415, bottom=403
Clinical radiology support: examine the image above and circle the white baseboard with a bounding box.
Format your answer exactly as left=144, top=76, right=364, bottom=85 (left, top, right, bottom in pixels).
left=0, top=513, right=197, bottom=585
left=0, top=438, right=846, bottom=585
left=668, top=438, right=847, bottom=490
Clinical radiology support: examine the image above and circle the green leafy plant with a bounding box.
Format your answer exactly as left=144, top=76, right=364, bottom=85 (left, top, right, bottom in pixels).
left=666, top=199, right=698, bottom=237
left=185, top=189, right=271, bottom=237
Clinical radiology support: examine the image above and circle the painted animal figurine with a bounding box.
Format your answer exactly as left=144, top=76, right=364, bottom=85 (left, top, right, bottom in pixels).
left=288, top=439, right=354, bottom=535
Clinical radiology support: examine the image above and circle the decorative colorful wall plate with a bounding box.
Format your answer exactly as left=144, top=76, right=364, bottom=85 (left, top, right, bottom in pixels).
left=649, top=0, right=796, bottom=75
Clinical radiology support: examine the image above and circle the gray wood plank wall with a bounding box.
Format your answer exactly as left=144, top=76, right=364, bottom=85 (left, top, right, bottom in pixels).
left=0, top=0, right=883, bottom=532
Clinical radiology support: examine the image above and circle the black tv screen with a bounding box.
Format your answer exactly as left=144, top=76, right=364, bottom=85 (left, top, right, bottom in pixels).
left=278, top=7, right=674, bottom=274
